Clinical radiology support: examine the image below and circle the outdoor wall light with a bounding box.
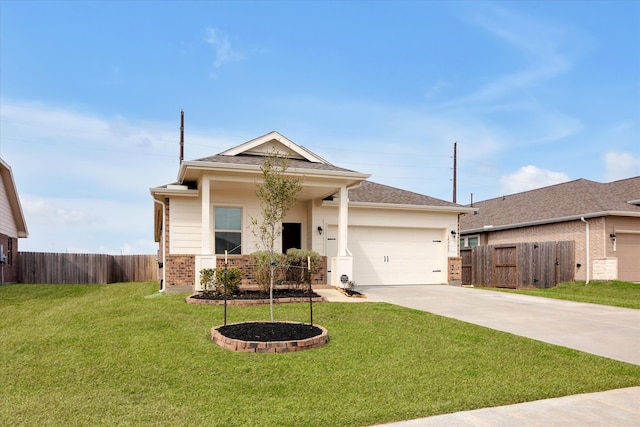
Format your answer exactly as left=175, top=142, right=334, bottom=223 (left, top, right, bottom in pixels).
left=450, top=230, right=457, bottom=236
left=317, top=226, right=323, bottom=235
left=610, top=233, right=616, bottom=239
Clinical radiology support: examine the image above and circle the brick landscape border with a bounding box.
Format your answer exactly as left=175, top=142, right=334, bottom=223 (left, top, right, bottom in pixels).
left=211, top=322, right=329, bottom=353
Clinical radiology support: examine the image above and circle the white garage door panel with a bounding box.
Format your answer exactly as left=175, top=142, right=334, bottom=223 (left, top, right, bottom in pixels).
left=329, top=226, right=446, bottom=285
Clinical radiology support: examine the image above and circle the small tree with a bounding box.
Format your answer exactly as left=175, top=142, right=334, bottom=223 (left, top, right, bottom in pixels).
left=250, top=149, right=303, bottom=321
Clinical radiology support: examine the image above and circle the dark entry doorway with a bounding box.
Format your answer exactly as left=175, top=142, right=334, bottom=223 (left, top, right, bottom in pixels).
left=282, top=223, right=301, bottom=253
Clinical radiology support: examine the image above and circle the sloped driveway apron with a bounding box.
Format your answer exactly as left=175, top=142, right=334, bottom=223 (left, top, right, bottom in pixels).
left=359, top=285, right=640, bottom=365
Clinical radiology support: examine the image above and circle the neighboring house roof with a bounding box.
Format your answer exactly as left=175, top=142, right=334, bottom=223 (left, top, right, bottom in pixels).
left=0, top=157, right=28, bottom=238
left=460, top=176, right=640, bottom=234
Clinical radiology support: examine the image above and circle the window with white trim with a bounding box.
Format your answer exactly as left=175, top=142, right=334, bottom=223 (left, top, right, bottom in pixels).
left=214, top=207, right=242, bottom=254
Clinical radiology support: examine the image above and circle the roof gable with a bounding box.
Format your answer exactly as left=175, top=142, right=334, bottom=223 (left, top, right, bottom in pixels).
left=219, top=131, right=328, bottom=164
left=461, top=176, right=640, bottom=232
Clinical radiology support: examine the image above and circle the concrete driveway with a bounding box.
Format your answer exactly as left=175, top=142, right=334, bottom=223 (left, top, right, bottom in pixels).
left=358, top=285, right=640, bottom=365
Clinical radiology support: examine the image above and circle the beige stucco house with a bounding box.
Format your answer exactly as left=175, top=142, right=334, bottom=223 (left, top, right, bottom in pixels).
left=460, top=177, right=640, bottom=282
left=0, top=157, right=29, bottom=284
left=151, top=131, right=475, bottom=293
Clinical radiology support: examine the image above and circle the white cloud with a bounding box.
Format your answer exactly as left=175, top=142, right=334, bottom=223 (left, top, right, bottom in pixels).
left=500, top=165, right=570, bottom=195
left=206, top=28, right=243, bottom=69
left=21, top=196, right=105, bottom=227
left=0, top=99, right=237, bottom=254
left=603, top=151, right=640, bottom=182
left=465, top=6, right=572, bottom=105
left=18, top=194, right=157, bottom=255
left=433, top=6, right=584, bottom=147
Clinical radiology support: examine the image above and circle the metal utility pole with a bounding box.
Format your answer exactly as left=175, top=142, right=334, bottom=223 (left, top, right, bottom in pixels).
left=179, top=110, right=184, bottom=164
left=453, top=141, right=457, bottom=203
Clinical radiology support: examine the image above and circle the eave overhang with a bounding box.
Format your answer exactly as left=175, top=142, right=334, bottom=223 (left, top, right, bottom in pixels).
left=149, top=187, right=199, bottom=199
left=177, top=160, right=370, bottom=186
left=324, top=200, right=478, bottom=214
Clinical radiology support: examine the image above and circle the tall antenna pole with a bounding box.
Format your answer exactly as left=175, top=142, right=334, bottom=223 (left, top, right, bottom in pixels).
left=179, top=110, right=184, bottom=164
left=453, top=141, right=457, bottom=203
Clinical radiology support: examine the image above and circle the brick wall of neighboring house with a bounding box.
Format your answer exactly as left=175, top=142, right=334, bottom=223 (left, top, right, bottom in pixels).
left=0, top=233, right=18, bottom=283
left=481, top=217, right=606, bottom=282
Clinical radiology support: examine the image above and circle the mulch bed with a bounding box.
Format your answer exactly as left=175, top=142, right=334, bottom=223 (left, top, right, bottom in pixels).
left=191, top=289, right=321, bottom=301
left=338, top=288, right=365, bottom=297
left=217, top=321, right=322, bottom=342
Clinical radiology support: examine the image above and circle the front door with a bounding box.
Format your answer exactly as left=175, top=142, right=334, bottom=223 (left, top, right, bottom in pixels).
left=282, top=223, right=301, bottom=253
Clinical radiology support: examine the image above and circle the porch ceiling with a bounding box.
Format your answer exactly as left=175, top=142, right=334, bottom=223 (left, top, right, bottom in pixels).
left=208, top=178, right=346, bottom=201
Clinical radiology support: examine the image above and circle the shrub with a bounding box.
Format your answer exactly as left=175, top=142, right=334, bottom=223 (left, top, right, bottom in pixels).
left=198, top=267, right=241, bottom=296
left=250, top=251, right=286, bottom=293
left=285, top=249, right=321, bottom=290
left=199, top=268, right=217, bottom=296
left=216, top=268, right=241, bottom=295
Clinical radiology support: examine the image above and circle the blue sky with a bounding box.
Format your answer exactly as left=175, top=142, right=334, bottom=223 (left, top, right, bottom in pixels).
left=1, top=1, right=638, bottom=254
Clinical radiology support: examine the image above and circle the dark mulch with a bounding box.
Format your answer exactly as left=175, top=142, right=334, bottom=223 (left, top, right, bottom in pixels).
left=217, top=322, right=322, bottom=342
left=192, top=289, right=320, bottom=301
left=341, top=288, right=364, bottom=297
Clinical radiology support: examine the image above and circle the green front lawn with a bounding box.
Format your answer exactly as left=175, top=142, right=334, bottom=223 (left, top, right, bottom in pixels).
left=483, top=281, right=640, bottom=309
left=2, top=282, right=639, bottom=426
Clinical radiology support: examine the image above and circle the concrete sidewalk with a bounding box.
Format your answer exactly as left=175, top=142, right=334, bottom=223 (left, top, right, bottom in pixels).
left=321, top=285, right=640, bottom=426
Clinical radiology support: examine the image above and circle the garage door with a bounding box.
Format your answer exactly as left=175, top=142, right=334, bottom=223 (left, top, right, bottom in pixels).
left=328, top=226, right=446, bottom=285
left=617, top=233, right=640, bottom=282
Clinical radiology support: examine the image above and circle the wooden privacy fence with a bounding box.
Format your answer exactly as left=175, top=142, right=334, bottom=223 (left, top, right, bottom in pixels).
left=460, top=241, right=574, bottom=289
left=18, top=252, right=158, bottom=284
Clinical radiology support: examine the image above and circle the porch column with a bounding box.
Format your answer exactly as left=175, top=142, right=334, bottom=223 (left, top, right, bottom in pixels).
left=201, top=176, right=211, bottom=254
left=337, top=184, right=348, bottom=256
left=331, top=184, right=353, bottom=287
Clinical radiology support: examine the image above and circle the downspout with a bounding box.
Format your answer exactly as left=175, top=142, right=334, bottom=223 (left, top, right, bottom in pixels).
left=581, top=217, right=589, bottom=284
left=155, top=199, right=167, bottom=292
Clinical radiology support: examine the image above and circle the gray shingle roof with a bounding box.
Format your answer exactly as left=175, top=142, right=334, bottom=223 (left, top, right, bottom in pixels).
left=194, top=154, right=361, bottom=174
left=460, top=177, right=640, bottom=232
left=349, top=181, right=464, bottom=207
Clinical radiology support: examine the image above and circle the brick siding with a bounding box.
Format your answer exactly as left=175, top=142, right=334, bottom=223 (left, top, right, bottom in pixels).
left=165, top=253, right=328, bottom=292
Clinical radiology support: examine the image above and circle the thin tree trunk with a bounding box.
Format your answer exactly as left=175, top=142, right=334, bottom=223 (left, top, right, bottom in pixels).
left=269, top=263, right=274, bottom=321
